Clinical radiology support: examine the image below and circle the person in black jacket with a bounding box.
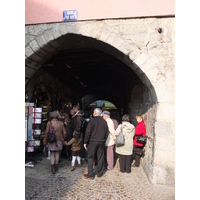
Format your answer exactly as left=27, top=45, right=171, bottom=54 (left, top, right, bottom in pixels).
left=73, top=105, right=85, bottom=159
left=64, top=116, right=73, bottom=161
left=83, top=108, right=109, bottom=179
left=73, top=105, right=85, bottom=132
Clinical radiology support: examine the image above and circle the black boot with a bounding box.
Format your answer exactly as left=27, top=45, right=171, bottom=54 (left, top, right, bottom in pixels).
left=51, top=164, right=55, bottom=174
left=54, top=164, right=58, bottom=172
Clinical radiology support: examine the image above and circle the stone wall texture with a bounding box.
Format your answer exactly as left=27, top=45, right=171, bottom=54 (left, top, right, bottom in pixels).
left=25, top=17, right=175, bottom=185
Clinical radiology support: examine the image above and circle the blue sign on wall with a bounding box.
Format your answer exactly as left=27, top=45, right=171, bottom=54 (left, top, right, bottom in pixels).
left=63, top=10, right=78, bottom=21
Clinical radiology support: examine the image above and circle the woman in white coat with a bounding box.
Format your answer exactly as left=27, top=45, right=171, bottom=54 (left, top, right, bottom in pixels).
left=115, top=114, right=135, bottom=173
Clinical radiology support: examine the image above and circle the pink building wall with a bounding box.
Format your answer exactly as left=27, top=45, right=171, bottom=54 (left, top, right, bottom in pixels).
left=25, top=0, right=175, bottom=24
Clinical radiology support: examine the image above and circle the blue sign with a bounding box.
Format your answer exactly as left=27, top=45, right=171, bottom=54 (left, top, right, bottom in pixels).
left=63, top=10, right=78, bottom=21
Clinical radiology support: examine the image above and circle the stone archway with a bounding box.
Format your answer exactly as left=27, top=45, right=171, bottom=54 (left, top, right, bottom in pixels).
left=25, top=17, right=175, bottom=185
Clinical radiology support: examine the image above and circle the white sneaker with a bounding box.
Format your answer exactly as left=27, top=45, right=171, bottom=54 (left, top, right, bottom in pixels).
left=47, top=157, right=50, bottom=160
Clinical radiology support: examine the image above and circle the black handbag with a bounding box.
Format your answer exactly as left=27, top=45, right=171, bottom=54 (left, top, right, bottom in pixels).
left=47, top=121, right=57, bottom=144
left=136, top=135, right=147, bottom=144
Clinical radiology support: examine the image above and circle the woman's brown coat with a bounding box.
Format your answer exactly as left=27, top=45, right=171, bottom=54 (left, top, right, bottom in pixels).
left=43, top=118, right=66, bottom=145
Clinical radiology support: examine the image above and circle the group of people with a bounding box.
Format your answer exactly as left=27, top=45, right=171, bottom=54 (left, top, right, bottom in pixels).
left=43, top=106, right=146, bottom=179
left=43, top=105, right=86, bottom=174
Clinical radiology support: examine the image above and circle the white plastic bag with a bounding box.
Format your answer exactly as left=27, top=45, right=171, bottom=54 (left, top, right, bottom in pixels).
left=115, top=128, right=125, bottom=147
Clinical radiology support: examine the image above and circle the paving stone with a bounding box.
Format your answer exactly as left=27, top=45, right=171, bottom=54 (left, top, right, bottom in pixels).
left=25, top=154, right=175, bottom=199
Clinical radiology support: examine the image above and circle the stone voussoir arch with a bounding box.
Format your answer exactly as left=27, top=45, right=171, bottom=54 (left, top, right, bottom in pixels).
left=26, top=20, right=155, bottom=95
left=25, top=18, right=175, bottom=185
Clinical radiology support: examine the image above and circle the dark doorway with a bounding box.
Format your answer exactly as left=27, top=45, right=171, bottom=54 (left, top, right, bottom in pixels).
left=41, top=46, right=143, bottom=114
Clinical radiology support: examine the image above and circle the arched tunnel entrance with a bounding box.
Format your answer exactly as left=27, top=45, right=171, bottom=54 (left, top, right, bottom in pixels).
left=26, top=33, right=158, bottom=183
left=26, top=33, right=157, bottom=120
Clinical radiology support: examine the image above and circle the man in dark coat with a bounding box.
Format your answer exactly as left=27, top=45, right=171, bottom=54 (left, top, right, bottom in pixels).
left=73, top=105, right=85, bottom=159
left=83, top=108, right=108, bottom=179
left=73, top=105, right=85, bottom=133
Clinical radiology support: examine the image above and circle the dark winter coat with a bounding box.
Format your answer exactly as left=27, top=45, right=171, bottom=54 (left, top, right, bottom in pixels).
left=84, top=116, right=109, bottom=144
left=64, top=123, right=73, bottom=142
left=73, top=111, right=85, bottom=133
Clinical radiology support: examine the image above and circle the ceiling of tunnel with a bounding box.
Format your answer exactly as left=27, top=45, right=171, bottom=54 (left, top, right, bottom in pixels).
left=41, top=47, right=142, bottom=98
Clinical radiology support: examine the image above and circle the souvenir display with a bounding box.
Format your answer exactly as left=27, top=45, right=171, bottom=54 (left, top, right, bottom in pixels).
left=34, top=140, right=40, bottom=146
left=26, top=103, right=44, bottom=152
left=25, top=102, right=34, bottom=141
left=32, top=113, right=42, bottom=118
left=27, top=147, right=34, bottom=152
left=34, top=129, right=41, bottom=135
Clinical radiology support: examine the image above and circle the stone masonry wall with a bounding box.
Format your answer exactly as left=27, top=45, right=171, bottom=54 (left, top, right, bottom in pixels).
left=25, top=17, right=175, bottom=185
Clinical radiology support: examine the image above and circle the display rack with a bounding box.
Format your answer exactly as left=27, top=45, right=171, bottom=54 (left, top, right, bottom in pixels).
left=32, top=107, right=42, bottom=151
left=41, top=105, right=51, bottom=155
left=25, top=102, right=34, bottom=167
left=25, top=103, right=43, bottom=167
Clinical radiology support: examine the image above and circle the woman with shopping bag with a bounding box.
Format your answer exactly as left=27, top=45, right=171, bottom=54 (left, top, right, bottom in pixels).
left=115, top=114, right=135, bottom=173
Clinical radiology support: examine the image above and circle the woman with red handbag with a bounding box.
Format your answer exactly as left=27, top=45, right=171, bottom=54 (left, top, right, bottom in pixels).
left=132, top=114, right=146, bottom=167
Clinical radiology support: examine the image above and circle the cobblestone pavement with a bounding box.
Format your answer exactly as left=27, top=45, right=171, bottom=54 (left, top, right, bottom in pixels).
left=25, top=154, right=175, bottom=200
